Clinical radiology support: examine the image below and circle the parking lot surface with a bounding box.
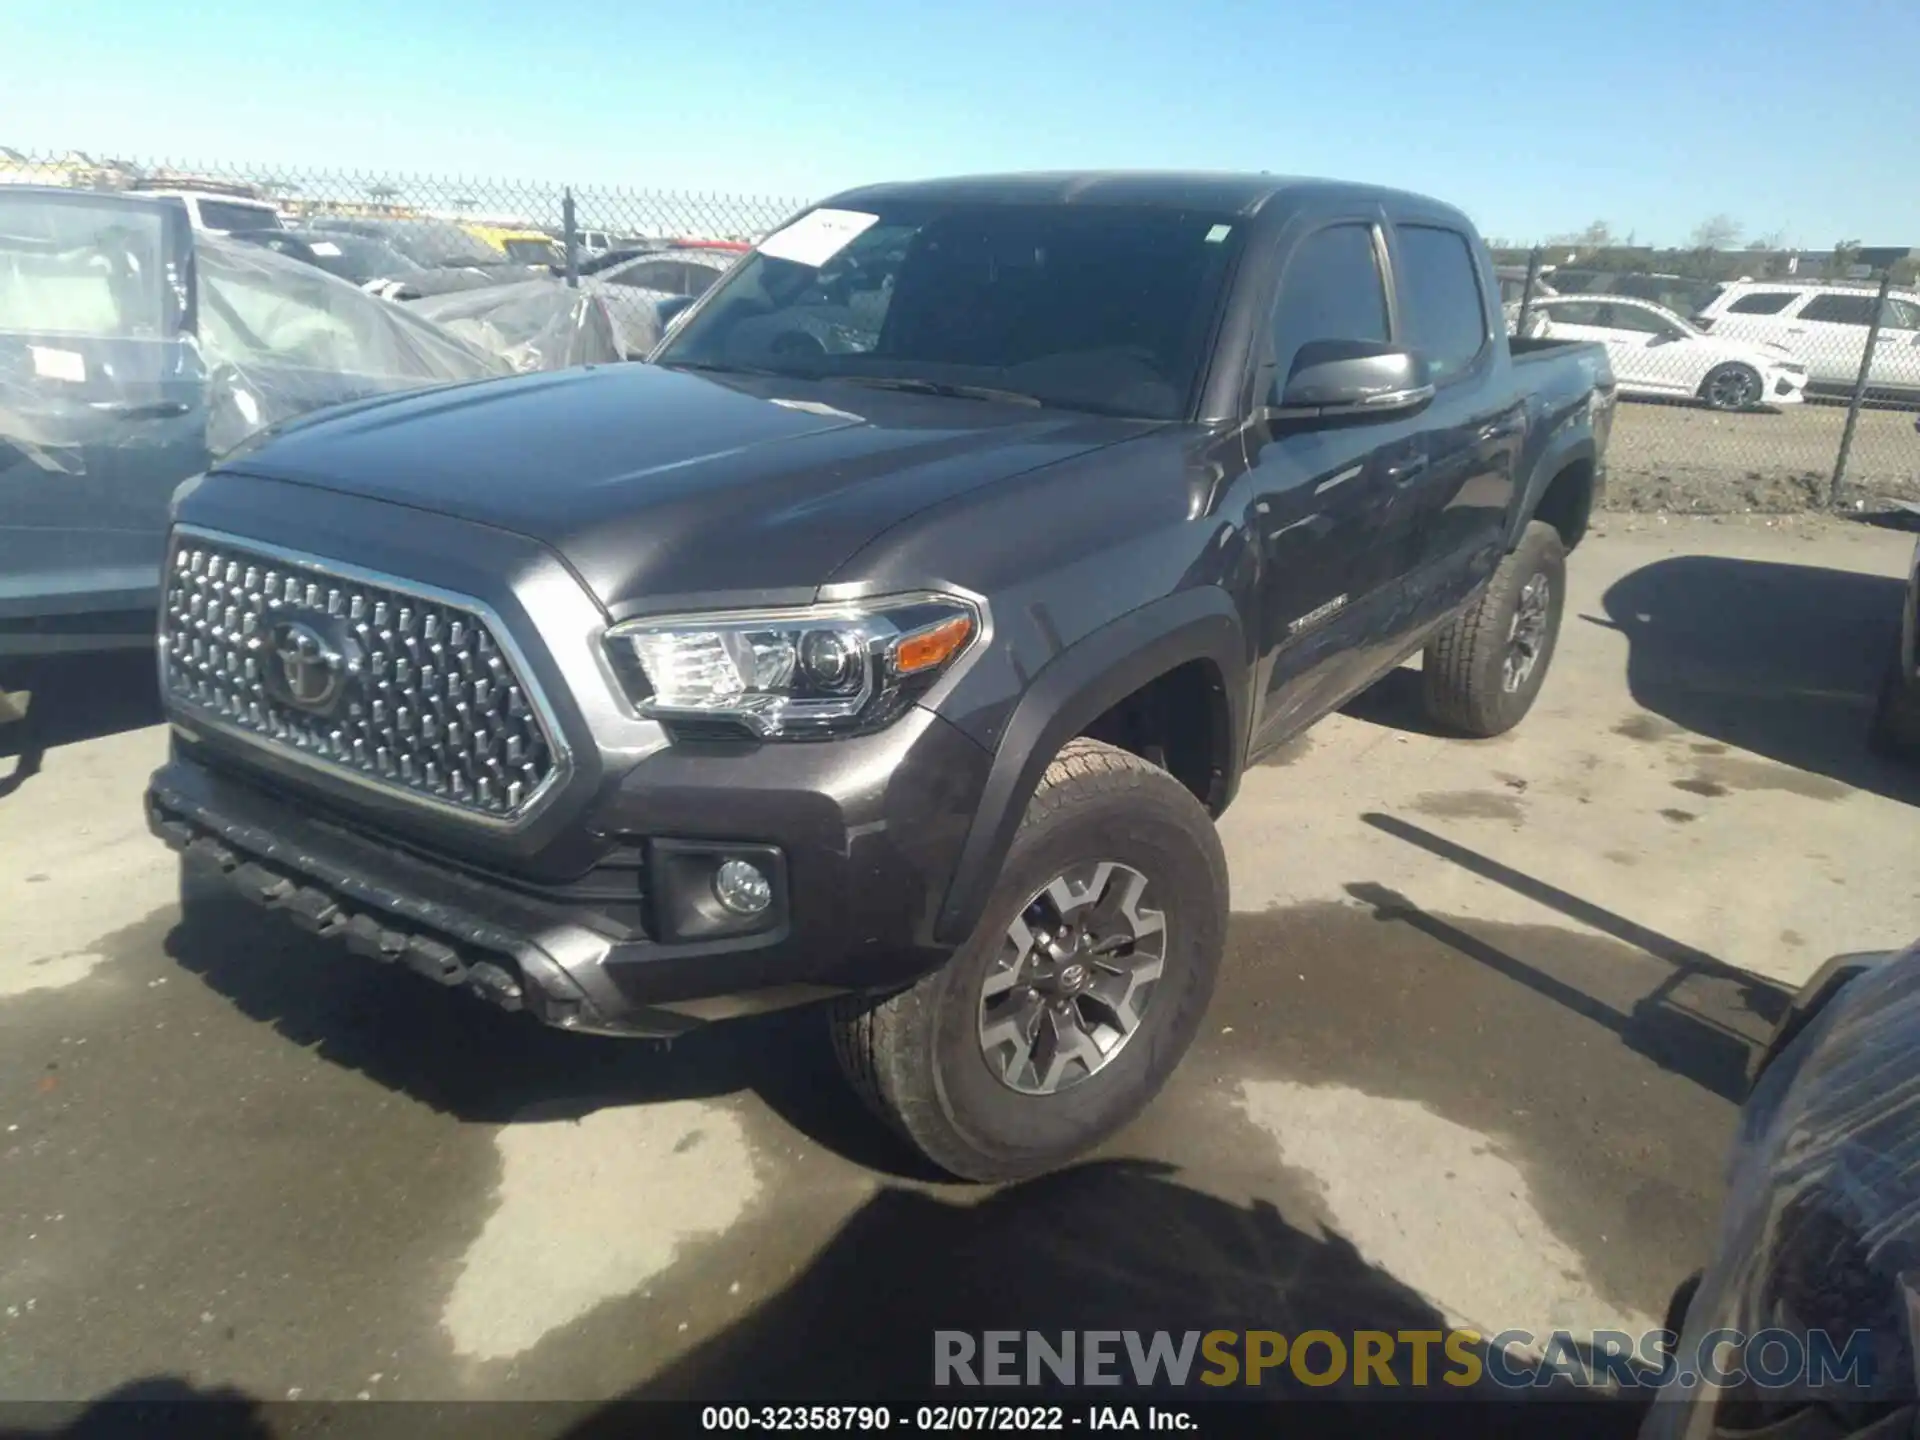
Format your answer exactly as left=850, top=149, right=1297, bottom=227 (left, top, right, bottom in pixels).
left=2, top=516, right=1918, bottom=1426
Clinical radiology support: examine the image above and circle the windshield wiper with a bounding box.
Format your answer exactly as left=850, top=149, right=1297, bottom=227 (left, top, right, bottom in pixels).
left=832, top=376, right=1043, bottom=407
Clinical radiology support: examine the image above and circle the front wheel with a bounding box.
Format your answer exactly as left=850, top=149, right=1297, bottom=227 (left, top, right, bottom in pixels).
left=1701, top=362, right=1762, bottom=412
left=1421, top=520, right=1568, bottom=738
left=830, top=738, right=1228, bottom=1182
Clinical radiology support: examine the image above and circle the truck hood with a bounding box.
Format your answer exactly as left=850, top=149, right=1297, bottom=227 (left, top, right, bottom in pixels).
left=222, top=363, right=1154, bottom=611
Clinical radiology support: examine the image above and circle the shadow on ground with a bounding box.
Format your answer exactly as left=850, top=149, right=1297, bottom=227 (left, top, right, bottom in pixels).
left=1356, top=811, right=1791, bottom=1103
left=0, top=1169, right=1662, bottom=1439
left=165, top=869, right=943, bottom=1179
left=1598, top=555, right=1918, bottom=804
left=0, top=651, right=161, bottom=800
left=560, top=1161, right=1655, bottom=1436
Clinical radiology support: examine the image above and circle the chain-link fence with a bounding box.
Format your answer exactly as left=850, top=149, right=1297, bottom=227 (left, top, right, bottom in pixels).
left=5, top=147, right=1916, bottom=513
left=1496, top=245, right=1920, bottom=513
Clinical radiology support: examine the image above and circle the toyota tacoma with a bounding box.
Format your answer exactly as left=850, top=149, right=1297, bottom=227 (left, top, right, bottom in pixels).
left=146, top=172, right=1614, bottom=1180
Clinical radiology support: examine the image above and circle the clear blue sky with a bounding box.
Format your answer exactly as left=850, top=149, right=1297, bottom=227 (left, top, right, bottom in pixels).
left=7, top=0, right=1916, bottom=247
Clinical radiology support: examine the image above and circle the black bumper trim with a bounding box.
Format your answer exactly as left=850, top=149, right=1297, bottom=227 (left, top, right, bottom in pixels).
left=146, top=765, right=715, bottom=1036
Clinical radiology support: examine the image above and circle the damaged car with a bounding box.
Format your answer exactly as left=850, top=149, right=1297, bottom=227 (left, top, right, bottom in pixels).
left=409, top=278, right=623, bottom=371
left=1, top=186, right=507, bottom=661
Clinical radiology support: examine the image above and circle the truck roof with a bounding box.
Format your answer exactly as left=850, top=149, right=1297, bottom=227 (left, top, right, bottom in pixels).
left=823, top=171, right=1465, bottom=224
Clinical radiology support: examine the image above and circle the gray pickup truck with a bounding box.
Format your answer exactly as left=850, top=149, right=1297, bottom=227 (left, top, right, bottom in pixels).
left=146, top=172, right=1615, bottom=1180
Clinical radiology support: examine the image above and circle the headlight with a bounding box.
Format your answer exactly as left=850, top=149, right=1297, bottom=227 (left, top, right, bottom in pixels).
left=604, top=592, right=981, bottom=739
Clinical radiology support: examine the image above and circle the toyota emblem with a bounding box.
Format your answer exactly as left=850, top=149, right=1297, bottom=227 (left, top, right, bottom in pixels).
left=269, top=620, right=346, bottom=711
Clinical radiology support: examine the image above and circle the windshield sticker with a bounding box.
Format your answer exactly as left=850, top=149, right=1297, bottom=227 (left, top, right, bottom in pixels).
left=1205, top=224, right=1232, bottom=244
left=309, top=241, right=343, bottom=257
left=29, top=346, right=86, bottom=383
left=757, top=209, right=881, bottom=268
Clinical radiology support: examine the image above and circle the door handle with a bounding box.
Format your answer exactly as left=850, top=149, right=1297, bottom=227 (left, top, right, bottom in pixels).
left=1383, top=456, right=1429, bottom=486
left=1478, top=421, right=1522, bottom=442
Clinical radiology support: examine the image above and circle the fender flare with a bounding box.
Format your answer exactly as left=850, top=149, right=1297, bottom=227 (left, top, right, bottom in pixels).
left=1507, top=428, right=1597, bottom=552
left=932, top=587, right=1248, bottom=946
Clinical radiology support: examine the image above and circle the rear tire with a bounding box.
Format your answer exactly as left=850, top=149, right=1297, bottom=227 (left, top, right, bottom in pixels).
left=1869, top=656, right=1920, bottom=757
left=1422, top=520, right=1567, bottom=738
left=1701, top=362, right=1762, bottom=412
left=830, top=738, right=1228, bottom=1183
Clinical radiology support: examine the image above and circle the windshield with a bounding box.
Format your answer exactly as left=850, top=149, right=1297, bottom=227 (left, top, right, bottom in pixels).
left=198, top=200, right=284, bottom=234
left=656, top=202, right=1244, bottom=419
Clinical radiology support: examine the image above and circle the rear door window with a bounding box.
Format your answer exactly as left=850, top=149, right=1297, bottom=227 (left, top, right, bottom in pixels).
left=1800, top=294, right=1878, bottom=326
left=1394, top=225, right=1488, bottom=381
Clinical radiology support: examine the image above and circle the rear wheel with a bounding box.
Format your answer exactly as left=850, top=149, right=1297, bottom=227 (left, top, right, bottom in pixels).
left=1701, top=362, right=1762, bottom=412
left=830, top=738, right=1228, bottom=1182
left=1421, top=520, right=1567, bottom=738
left=1869, top=656, right=1920, bottom=757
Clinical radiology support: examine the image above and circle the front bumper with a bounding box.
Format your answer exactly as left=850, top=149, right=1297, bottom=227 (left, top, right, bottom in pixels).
left=1767, top=367, right=1808, bottom=405
left=149, top=703, right=993, bottom=1037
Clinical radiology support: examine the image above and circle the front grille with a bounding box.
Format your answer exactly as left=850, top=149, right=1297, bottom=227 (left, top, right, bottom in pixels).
left=160, top=532, right=562, bottom=823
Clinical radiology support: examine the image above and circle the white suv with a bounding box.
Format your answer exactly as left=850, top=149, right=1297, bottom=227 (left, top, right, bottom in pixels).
left=1696, top=282, right=1920, bottom=398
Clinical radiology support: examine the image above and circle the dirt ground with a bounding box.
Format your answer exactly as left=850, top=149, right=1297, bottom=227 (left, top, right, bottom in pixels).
left=1603, top=398, right=1919, bottom=513
left=1, top=516, right=1917, bottom=1433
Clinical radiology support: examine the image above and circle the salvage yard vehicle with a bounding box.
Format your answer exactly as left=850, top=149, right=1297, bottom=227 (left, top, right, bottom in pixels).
left=145, top=171, right=1614, bottom=1180
left=592, top=245, right=742, bottom=354
left=1, top=186, right=507, bottom=660
left=410, top=278, right=623, bottom=370
left=1645, top=936, right=1920, bottom=1440
left=1518, top=295, right=1807, bottom=411
left=305, top=217, right=533, bottom=299
left=234, top=228, right=426, bottom=296
left=128, top=179, right=286, bottom=236
left=1696, top=281, right=1920, bottom=401
left=460, top=223, right=563, bottom=267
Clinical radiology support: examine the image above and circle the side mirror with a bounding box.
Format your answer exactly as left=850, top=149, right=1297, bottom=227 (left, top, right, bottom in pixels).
left=1268, top=340, right=1434, bottom=422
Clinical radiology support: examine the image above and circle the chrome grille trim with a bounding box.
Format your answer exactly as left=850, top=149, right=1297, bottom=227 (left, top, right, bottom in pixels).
left=158, top=525, right=572, bottom=830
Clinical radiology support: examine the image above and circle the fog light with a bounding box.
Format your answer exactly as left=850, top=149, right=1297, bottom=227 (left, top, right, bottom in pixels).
left=712, top=859, right=772, bottom=916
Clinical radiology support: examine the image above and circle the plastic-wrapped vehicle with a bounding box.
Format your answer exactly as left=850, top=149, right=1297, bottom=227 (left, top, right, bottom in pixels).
left=1, top=187, right=507, bottom=660
left=304, top=217, right=539, bottom=300
left=233, top=228, right=425, bottom=295
left=409, top=279, right=622, bottom=371
left=1644, top=938, right=1920, bottom=1439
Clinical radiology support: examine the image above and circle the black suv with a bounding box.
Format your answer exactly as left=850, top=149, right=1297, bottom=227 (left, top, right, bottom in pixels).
left=146, top=172, right=1614, bottom=1180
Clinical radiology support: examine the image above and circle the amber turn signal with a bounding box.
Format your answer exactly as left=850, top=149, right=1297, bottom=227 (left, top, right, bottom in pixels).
left=894, top=615, right=974, bottom=675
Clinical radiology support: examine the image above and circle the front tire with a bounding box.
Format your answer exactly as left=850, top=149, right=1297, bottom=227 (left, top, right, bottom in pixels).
left=1422, top=519, right=1567, bottom=738
left=1701, top=362, right=1762, bottom=412
left=830, top=738, right=1228, bottom=1182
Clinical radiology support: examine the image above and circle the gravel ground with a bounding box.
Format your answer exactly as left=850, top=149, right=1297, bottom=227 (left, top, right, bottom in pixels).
left=1603, top=398, right=1920, bottom=514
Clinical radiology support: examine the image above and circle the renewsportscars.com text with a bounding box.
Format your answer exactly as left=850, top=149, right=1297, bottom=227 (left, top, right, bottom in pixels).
left=933, top=1328, right=1878, bottom=1392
